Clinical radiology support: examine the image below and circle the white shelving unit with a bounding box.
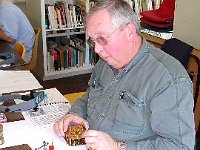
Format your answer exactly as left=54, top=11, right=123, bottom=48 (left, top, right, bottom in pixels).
left=25, top=0, right=136, bottom=81
left=26, top=0, right=93, bottom=80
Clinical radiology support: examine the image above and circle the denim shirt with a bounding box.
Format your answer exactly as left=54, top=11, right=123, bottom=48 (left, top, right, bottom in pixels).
left=70, top=38, right=195, bottom=150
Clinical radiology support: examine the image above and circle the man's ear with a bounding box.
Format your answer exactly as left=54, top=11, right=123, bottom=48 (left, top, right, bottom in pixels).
left=124, top=23, right=137, bottom=40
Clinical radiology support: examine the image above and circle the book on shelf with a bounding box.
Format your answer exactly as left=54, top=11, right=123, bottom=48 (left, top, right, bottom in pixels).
left=87, top=44, right=99, bottom=65
left=54, top=3, right=65, bottom=28
left=46, top=37, right=88, bottom=72
left=47, top=50, right=54, bottom=72
left=89, top=1, right=98, bottom=9
left=45, top=1, right=85, bottom=30
left=47, top=48, right=61, bottom=71
left=55, top=45, right=69, bottom=69
left=45, top=5, right=49, bottom=29
left=47, top=4, right=59, bottom=29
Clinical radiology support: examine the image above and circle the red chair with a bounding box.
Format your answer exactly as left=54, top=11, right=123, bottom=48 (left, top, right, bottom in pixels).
left=140, top=0, right=176, bottom=23
left=140, top=17, right=173, bottom=29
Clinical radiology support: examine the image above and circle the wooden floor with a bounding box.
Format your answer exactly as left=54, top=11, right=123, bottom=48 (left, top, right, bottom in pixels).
left=37, top=73, right=91, bottom=95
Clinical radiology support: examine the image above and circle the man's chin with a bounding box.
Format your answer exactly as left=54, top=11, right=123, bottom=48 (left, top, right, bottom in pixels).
left=108, top=63, right=121, bottom=70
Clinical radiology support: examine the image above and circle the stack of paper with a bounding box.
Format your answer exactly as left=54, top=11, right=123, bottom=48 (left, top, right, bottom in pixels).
left=0, top=70, right=42, bottom=94
left=18, top=88, right=71, bottom=128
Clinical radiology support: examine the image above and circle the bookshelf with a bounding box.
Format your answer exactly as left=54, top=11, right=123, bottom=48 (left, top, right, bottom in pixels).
left=25, top=0, right=167, bottom=81
left=26, top=0, right=95, bottom=81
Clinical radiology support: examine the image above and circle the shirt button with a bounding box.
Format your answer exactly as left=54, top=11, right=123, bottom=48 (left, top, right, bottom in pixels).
left=99, top=114, right=105, bottom=117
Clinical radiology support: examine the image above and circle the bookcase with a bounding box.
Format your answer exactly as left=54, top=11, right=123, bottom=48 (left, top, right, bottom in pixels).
left=25, top=0, right=166, bottom=81
left=26, top=0, right=95, bottom=81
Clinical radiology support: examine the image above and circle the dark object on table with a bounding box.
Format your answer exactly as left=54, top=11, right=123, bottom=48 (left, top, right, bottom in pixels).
left=65, top=124, right=86, bottom=146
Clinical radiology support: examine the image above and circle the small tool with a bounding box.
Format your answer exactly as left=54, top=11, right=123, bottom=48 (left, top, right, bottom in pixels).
left=35, top=141, right=49, bottom=150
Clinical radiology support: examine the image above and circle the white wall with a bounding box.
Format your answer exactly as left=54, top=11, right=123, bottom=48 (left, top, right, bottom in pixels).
left=173, top=0, right=200, bottom=49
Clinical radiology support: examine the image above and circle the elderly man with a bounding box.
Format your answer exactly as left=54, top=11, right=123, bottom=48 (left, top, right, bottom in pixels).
left=54, top=0, right=195, bottom=149
left=0, top=0, right=35, bottom=63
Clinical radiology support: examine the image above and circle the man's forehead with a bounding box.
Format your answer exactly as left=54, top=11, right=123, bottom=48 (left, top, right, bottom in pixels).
left=87, top=10, right=114, bottom=33
left=87, top=9, right=111, bottom=25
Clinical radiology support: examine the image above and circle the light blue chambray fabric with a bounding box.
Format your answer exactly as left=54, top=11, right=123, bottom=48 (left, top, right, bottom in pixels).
left=70, top=38, right=195, bottom=150
left=0, top=1, right=35, bottom=63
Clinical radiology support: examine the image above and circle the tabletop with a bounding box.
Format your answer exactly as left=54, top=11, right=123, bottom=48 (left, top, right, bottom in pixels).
left=0, top=41, right=37, bottom=149
left=0, top=98, right=33, bottom=150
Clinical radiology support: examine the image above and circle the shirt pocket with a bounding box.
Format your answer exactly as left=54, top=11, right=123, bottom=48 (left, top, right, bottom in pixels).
left=114, top=91, right=145, bottom=133
left=87, top=79, right=103, bottom=118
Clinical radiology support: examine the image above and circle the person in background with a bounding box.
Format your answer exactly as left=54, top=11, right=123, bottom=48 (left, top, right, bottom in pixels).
left=54, top=0, right=195, bottom=149
left=0, top=0, right=35, bottom=63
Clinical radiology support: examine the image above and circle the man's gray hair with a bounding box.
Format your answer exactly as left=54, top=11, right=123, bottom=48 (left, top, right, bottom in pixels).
left=87, top=0, right=140, bottom=33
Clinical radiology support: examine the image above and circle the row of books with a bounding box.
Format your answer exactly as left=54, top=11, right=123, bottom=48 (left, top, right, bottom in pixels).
left=45, top=1, right=85, bottom=30
left=46, top=38, right=84, bottom=71
left=47, top=45, right=84, bottom=72
left=46, top=38, right=99, bottom=72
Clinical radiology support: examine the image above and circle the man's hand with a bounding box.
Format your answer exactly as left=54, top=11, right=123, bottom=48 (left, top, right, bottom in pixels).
left=82, top=130, right=120, bottom=150
left=53, top=112, right=89, bottom=137
left=0, top=29, right=16, bottom=44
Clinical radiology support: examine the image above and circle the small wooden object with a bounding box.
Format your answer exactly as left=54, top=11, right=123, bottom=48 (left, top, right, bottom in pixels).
left=65, top=124, right=86, bottom=146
